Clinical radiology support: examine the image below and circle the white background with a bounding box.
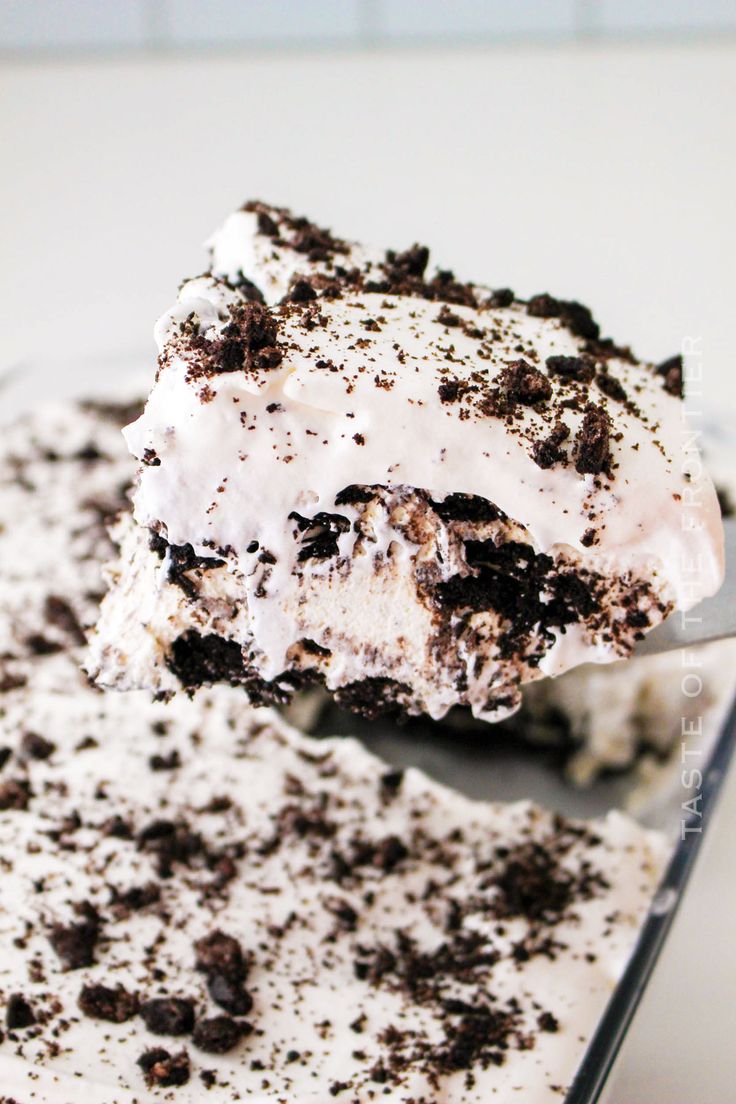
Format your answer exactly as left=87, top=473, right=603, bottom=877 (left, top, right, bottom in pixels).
left=2, top=37, right=736, bottom=1101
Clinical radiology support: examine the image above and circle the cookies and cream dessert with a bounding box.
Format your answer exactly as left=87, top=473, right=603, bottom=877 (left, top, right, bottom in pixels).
left=0, top=396, right=140, bottom=696
left=87, top=201, right=724, bottom=724
left=0, top=672, right=667, bottom=1104
left=1, top=391, right=728, bottom=783
left=0, top=395, right=670, bottom=1103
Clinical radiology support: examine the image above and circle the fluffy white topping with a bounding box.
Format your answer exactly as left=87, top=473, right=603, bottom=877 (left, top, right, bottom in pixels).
left=141, top=289, right=721, bottom=587
left=116, top=203, right=723, bottom=715
left=208, top=206, right=386, bottom=305
left=0, top=664, right=667, bottom=1104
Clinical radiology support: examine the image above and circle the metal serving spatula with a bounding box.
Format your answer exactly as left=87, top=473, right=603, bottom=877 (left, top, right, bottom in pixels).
left=634, top=518, right=736, bottom=657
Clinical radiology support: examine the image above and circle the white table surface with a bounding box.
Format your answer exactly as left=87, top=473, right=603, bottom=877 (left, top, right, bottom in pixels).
left=2, top=40, right=736, bottom=1102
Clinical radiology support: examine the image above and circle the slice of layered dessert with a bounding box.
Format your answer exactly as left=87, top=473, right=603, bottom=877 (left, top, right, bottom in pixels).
left=3, top=387, right=728, bottom=785
left=87, top=201, right=724, bottom=722
left=0, top=393, right=669, bottom=1103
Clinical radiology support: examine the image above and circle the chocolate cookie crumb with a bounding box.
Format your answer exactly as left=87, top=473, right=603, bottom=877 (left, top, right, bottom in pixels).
left=6, top=993, right=36, bottom=1030
left=79, top=983, right=138, bottom=1023
left=192, top=1015, right=246, bottom=1054
left=529, top=296, right=600, bottom=339
left=20, top=732, right=55, bottom=761
left=195, top=930, right=248, bottom=981
left=334, top=485, right=376, bottom=506
left=380, top=769, right=405, bottom=798
left=545, top=355, right=595, bottom=384
left=334, top=677, right=411, bottom=720
left=0, top=779, right=31, bottom=810
left=288, top=278, right=318, bottom=303
left=140, top=996, right=196, bottom=1036
left=596, top=369, right=627, bottom=403
left=438, top=378, right=463, bottom=403
left=186, top=300, right=282, bottom=379
left=488, top=288, right=514, bottom=308
left=435, top=305, right=462, bottom=328
left=531, top=421, right=570, bottom=470
left=207, top=972, right=254, bottom=1017
left=496, top=359, right=552, bottom=407
left=48, top=905, right=100, bottom=970
left=372, top=835, right=409, bottom=871
left=167, top=632, right=250, bottom=689
left=574, top=404, right=612, bottom=476
left=331, top=1080, right=352, bottom=1096
left=113, top=883, right=161, bottom=917
left=256, top=210, right=279, bottom=237
left=431, top=494, right=503, bottom=524
left=527, top=293, right=561, bottom=318
left=44, top=594, right=86, bottom=645
left=656, top=354, right=684, bottom=397
left=138, top=1047, right=191, bottom=1087
left=385, top=244, right=429, bottom=279
left=149, top=749, right=182, bottom=771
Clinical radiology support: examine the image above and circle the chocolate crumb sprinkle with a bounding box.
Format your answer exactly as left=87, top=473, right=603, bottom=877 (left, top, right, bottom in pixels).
left=6, top=993, right=36, bottom=1030
left=0, top=778, right=31, bottom=810
left=656, top=353, right=684, bottom=398
left=596, top=369, right=628, bottom=403
left=495, top=359, right=552, bottom=407
left=192, top=1015, right=247, bottom=1054
left=195, top=930, right=248, bottom=982
left=545, top=355, right=595, bottom=384
left=574, top=404, right=612, bottom=476
left=20, top=732, right=56, bottom=761
left=531, top=421, right=570, bottom=470
left=79, top=983, right=138, bottom=1023
left=48, top=904, right=100, bottom=971
left=138, top=1047, right=191, bottom=1088
left=140, top=996, right=196, bottom=1036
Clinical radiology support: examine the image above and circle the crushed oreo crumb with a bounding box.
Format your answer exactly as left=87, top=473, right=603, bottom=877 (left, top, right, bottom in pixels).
left=6, top=993, right=36, bottom=1030
left=192, top=1015, right=247, bottom=1054
left=138, top=1047, right=191, bottom=1088
left=48, top=904, right=100, bottom=970
left=574, top=404, right=612, bottom=476
left=140, top=996, right=196, bottom=1036
left=656, top=354, right=684, bottom=398
left=545, top=355, right=596, bottom=384
left=79, top=983, right=138, bottom=1023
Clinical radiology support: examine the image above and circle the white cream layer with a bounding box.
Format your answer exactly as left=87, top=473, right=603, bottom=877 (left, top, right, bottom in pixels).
left=126, top=243, right=724, bottom=691
left=0, top=661, right=667, bottom=1104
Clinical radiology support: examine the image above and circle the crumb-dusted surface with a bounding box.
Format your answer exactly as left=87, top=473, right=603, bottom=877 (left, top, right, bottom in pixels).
left=88, top=201, right=724, bottom=723
left=0, top=394, right=669, bottom=1103
left=0, top=397, right=140, bottom=693
left=0, top=673, right=666, bottom=1103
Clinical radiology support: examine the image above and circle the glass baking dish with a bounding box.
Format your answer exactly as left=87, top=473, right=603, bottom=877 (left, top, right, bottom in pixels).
left=2, top=352, right=734, bottom=1104
left=318, top=655, right=736, bottom=1104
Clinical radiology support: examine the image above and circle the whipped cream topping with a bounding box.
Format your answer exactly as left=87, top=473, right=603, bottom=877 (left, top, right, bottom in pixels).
left=0, top=393, right=670, bottom=1103
left=0, top=396, right=141, bottom=692
left=0, top=668, right=667, bottom=1104
left=120, top=202, right=724, bottom=702
left=207, top=204, right=387, bottom=306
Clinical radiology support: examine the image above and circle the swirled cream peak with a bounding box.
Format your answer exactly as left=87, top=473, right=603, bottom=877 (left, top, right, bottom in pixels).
left=94, top=202, right=724, bottom=719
